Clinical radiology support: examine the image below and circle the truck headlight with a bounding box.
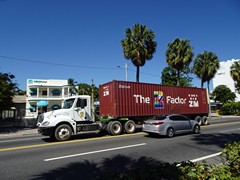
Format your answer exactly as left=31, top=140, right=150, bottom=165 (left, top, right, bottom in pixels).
left=37, top=114, right=44, bottom=123
left=42, top=121, right=50, bottom=126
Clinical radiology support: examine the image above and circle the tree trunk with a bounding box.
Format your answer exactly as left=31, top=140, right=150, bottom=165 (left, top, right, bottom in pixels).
left=207, top=80, right=210, bottom=94
left=201, top=80, right=204, bottom=88
left=177, top=70, right=180, bottom=86
left=136, top=66, right=140, bottom=82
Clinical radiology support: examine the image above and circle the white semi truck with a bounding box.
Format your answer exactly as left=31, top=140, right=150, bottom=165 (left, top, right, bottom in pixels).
left=37, top=95, right=136, bottom=141
left=37, top=80, right=209, bottom=141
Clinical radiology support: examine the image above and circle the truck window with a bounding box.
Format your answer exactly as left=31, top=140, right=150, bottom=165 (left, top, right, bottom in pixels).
left=63, top=98, right=75, bottom=109
left=77, top=98, right=87, bottom=109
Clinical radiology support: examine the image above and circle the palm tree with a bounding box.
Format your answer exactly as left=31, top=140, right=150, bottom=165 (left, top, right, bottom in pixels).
left=230, top=60, right=240, bottom=93
left=166, top=38, right=193, bottom=86
left=68, top=78, right=78, bottom=95
left=121, top=24, right=157, bottom=82
left=193, top=51, right=219, bottom=91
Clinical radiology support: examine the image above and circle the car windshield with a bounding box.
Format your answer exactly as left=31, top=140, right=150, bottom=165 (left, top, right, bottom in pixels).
left=152, top=115, right=166, bottom=120
left=63, top=98, right=75, bottom=109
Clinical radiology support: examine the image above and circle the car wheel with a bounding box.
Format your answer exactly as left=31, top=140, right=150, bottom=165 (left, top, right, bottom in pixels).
left=166, top=128, right=174, bottom=138
left=124, top=120, right=136, bottom=134
left=193, top=124, right=200, bottom=134
left=54, top=124, right=72, bottom=141
left=108, top=121, right=122, bottom=135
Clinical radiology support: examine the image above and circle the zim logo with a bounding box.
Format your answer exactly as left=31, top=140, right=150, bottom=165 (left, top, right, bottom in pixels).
left=189, top=94, right=199, bottom=107
left=28, top=80, right=33, bottom=84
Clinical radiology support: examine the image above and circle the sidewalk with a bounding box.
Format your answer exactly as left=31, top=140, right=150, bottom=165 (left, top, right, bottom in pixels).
left=0, top=127, right=38, bottom=138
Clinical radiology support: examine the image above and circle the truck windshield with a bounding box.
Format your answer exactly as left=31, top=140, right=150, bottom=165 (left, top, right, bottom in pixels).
left=63, top=98, right=75, bottom=109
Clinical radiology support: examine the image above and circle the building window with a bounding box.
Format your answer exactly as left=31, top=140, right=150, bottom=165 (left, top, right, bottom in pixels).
left=42, top=91, right=47, bottom=96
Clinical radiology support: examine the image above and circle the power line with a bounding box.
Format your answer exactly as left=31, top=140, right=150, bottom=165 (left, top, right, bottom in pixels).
left=0, top=55, right=161, bottom=78
left=0, top=55, right=117, bottom=70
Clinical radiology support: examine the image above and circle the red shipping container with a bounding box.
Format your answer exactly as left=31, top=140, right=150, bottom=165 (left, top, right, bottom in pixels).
left=99, top=80, right=209, bottom=118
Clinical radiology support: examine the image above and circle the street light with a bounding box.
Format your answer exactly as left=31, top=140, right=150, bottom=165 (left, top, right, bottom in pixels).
left=118, top=63, right=128, bottom=81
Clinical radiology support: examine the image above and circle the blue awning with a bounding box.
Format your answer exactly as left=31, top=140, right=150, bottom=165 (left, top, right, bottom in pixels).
left=52, top=89, right=61, bottom=93
left=37, top=100, right=48, bottom=107
left=29, top=89, right=37, bottom=94
left=52, top=104, right=61, bottom=110
left=29, top=106, right=34, bottom=109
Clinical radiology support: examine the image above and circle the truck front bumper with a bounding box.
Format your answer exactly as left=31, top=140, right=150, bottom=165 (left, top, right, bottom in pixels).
left=38, top=126, right=55, bottom=136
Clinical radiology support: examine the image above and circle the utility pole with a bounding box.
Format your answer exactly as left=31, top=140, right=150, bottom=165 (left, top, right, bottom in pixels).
left=91, top=79, right=95, bottom=121
left=125, top=63, right=128, bottom=81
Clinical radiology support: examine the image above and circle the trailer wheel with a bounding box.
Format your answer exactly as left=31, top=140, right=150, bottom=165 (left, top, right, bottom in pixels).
left=108, top=121, right=122, bottom=135
left=124, top=120, right=136, bottom=134
left=202, top=116, right=209, bottom=125
left=195, top=116, right=202, bottom=126
left=166, top=127, right=174, bottom=138
left=54, top=124, right=72, bottom=141
left=106, top=121, right=113, bottom=134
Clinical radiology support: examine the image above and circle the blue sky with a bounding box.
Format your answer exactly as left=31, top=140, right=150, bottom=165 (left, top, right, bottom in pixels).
left=0, top=0, right=239, bottom=90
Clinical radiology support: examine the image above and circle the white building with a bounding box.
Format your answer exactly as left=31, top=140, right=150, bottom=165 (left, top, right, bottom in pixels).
left=212, top=59, right=240, bottom=102
left=25, top=79, right=74, bottom=118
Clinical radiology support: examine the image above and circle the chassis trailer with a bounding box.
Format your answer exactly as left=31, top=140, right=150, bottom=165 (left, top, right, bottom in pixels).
left=38, top=80, right=209, bottom=141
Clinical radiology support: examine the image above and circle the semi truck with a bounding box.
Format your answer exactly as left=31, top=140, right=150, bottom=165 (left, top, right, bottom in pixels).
left=37, top=80, right=210, bottom=141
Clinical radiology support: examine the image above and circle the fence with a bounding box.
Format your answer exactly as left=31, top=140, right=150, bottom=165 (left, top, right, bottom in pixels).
left=0, top=109, right=37, bottom=128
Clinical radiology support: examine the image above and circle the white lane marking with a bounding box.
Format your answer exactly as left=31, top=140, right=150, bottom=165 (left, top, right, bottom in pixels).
left=44, top=143, right=146, bottom=162
left=0, top=137, right=42, bottom=143
left=220, top=128, right=240, bottom=133
left=190, top=152, right=222, bottom=163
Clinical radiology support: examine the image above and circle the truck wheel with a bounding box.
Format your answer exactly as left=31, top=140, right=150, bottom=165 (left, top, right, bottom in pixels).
left=202, top=116, right=208, bottom=125
left=108, top=121, right=122, bottom=135
left=54, top=124, right=72, bottom=141
left=193, top=124, right=200, bottom=134
left=195, top=116, right=202, bottom=126
left=124, top=120, right=136, bottom=134
left=166, top=127, right=174, bottom=138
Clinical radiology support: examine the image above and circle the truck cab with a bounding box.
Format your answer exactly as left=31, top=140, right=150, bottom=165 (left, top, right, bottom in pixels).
left=37, top=95, right=100, bottom=141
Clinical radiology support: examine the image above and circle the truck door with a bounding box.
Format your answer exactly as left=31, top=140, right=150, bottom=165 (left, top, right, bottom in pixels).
left=74, top=98, right=90, bottom=121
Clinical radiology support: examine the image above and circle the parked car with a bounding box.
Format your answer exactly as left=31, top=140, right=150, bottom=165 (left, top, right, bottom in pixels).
left=142, top=114, right=200, bottom=137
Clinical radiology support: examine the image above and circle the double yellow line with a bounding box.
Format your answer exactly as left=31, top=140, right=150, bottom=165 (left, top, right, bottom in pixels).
left=0, top=132, right=145, bottom=152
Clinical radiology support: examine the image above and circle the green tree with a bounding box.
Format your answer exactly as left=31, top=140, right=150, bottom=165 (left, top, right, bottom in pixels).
left=166, top=38, right=194, bottom=86
left=0, top=72, right=19, bottom=111
left=161, top=66, right=192, bottom=86
left=193, top=51, right=220, bottom=90
left=77, top=83, right=99, bottom=100
left=68, top=78, right=78, bottom=95
left=121, top=24, right=157, bottom=82
left=230, top=60, right=240, bottom=93
left=211, top=85, right=236, bottom=104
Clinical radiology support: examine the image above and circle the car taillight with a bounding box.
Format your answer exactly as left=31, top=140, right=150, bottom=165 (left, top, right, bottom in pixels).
left=152, top=122, right=164, bottom=125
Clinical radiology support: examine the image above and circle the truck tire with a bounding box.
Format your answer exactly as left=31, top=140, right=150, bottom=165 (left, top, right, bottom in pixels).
left=202, top=116, right=209, bottom=125
left=123, top=120, right=136, bottom=134
left=195, top=116, right=202, bottom=126
left=54, top=124, right=72, bottom=141
left=108, top=121, right=122, bottom=135
left=166, top=127, right=174, bottom=138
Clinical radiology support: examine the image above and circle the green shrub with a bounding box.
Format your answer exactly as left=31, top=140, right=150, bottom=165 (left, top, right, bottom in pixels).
left=220, top=102, right=240, bottom=115
left=221, top=141, right=240, bottom=177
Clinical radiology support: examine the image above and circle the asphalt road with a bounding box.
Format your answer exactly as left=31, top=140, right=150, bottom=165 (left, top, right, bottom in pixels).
left=0, top=117, right=240, bottom=180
